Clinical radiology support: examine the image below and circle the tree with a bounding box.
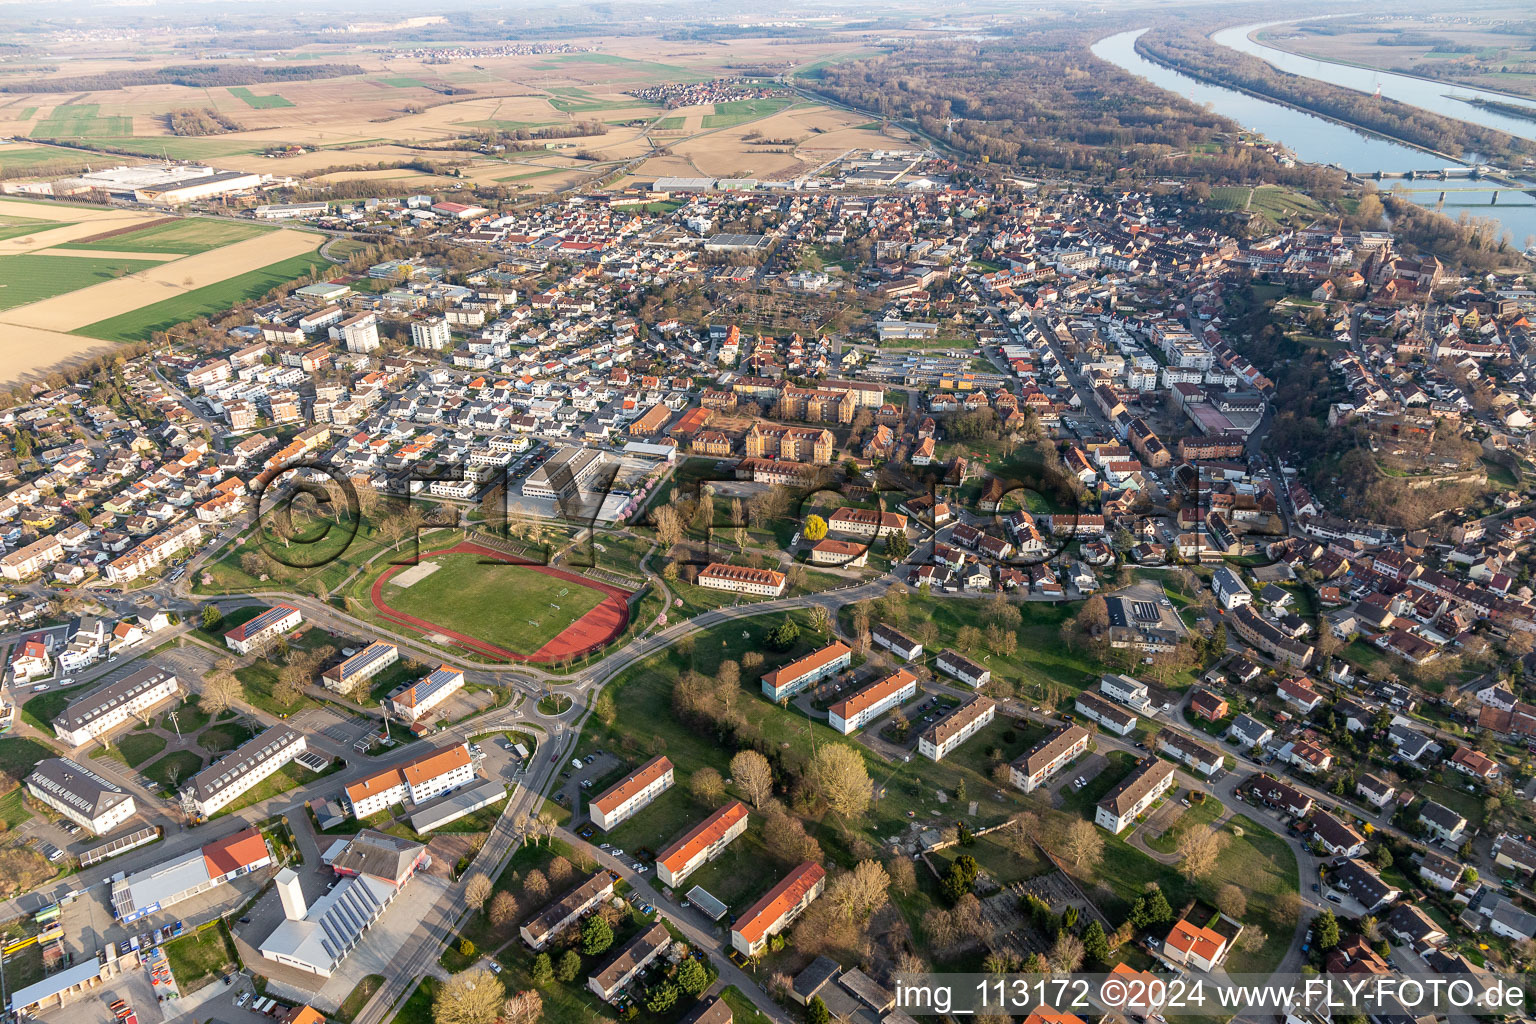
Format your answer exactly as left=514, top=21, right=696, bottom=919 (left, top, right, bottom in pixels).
left=433, top=968, right=504, bottom=1024
left=888, top=856, right=917, bottom=896
left=731, top=750, right=774, bottom=808
left=1049, top=931, right=1085, bottom=974
left=556, top=950, right=582, bottom=983
left=459, top=938, right=475, bottom=957
left=1315, top=909, right=1341, bottom=951
left=489, top=891, right=518, bottom=927
left=677, top=958, right=708, bottom=996
left=806, top=996, right=831, bottom=1024
left=1081, top=919, right=1111, bottom=966
left=1215, top=883, right=1247, bottom=921
left=201, top=604, right=224, bottom=631
left=530, top=953, right=554, bottom=986
left=581, top=914, right=613, bottom=955
left=202, top=670, right=243, bottom=714
left=1061, top=818, right=1104, bottom=869
left=829, top=860, right=890, bottom=921
left=646, top=981, right=680, bottom=1014
left=547, top=856, right=573, bottom=885
left=1274, top=890, right=1303, bottom=924
left=808, top=744, right=871, bottom=818
left=804, top=515, right=828, bottom=541
left=1130, top=885, right=1173, bottom=929
left=764, top=804, right=822, bottom=863
left=465, top=873, right=492, bottom=913
left=502, top=991, right=543, bottom=1024
left=594, top=692, right=616, bottom=726
left=886, top=531, right=911, bottom=561
left=768, top=615, right=801, bottom=651
left=1175, top=826, right=1227, bottom=881
left=654, top=505, right=684, bottom=549
left=940, top=854, right=980, bottom=904
left=523, top=869, right=549, bottom=904
left=691, top=767, right=726, bottom=804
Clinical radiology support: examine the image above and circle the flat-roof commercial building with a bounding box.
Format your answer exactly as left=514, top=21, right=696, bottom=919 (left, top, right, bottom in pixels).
left=698, top=563, right=787, bottom=597
left=224, top=603, right=303, bottom=654
left=590, top=755, right=674, bottom=831
left=8, top=944, right=141, bottom=1016
left=1095, top=757, right=1176, bottom=833
left=345, top=743, right=477, bottom=818
left=26, top=757, right=136, bottom=835
left=320, top=641, right=399, bottom=696
left=522, top=445, right=606, bottom=499
left=407, top=779, right=507, bottom=834
left=656, top=800, right=749, bottom=888
left=918, top=696, right=996, bottom=762
left=588, top=922, right=671, bottom=1002
left=1009, top=725, right=1089, bottom=793
left=828, top=669, right=916, bottom=735
left=53, top=666, right=179, bottom=747
left=761, top=642, right=851, bottom=701
left=182, top=726, right=306, bottom=818
left=521, top=871, right=615, bottom=949
left=732, top=861, right=826, bottom=956
left=388, top=665, right=465, bottom=722
left=111, top=827, right=271, bottom=922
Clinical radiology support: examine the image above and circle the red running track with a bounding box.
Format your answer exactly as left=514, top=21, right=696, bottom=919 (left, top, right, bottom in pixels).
left=368, top=541, right=633, bottom=664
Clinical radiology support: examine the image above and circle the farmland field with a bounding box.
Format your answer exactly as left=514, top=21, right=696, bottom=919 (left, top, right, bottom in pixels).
left=60, top=218, right=271, bottom=255
left=702, top=98, right=792, bottom=128
left=379, top=77, right=429, bottom=88
left=0, top=211, right=69, bottom=243
left=227, top=87, right=294, bottom=109
left=73, top=246, right=327, bottom=341
left=0, top=143, right=108, bottom=177
left=376, top=553, right=608, bottom=656
left=0, top=253, right=161, bottom=310
left=32, top=104, right=134, bottom=138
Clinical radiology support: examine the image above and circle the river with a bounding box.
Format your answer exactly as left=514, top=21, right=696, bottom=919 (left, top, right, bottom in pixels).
left=1090, top=29, right=1536, bottom=246
left=1213, top=20, right=1536, bottom=144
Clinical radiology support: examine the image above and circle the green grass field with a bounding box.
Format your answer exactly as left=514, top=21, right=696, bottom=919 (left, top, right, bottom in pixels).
left=0, top=144, right=101, bottom=176
left=162, top=922, right=238, bottom=991
left=32, top=104, right=133, bottom=138
left=380, top=554, right=607, bottom=655
left=701, top=98, right=791, bottom=129
left=142, top=750, right=205, bottom=790
left=0, top=253, right=162, bottom=310
left=0, top=211, right=68, bottom=243
left=227, top=87, right=294, bottom=109
left=60, top=218, right=269, bottom=255
left=74, top=246, right=326, bottom=341
left=653, top=116, right=685, bottom=130
left=379, top=77, right=429, bottom=89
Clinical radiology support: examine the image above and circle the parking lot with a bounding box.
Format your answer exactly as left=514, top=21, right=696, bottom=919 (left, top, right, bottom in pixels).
left=550, top=750, right=624, bottom=824
left=290, top=705, right=377, bottom=749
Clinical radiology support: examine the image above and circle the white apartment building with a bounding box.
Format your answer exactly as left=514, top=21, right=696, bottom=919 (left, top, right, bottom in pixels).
left=521, top=871, right=615, bottom=949
left=388, top=665, right=465, bottom=722
left=320, top=641, right=400, bottom=696
left=697, top=563, right=787, bottom=597
left=731, top=862, right=826, bottom=956
left=828, top=669, right=916, bottom=735
left=656, top=801, right=749, bottom=888
left=590, top=756, right=673, bottom=831
left=345, top=743, right=477, bottom=818
left=935, top=650, right=991, bottom=688
left=54, top=667, right=180, bottom=747
left=1095, top=757, right=1176, bottom=833
left=410, top=317, right=452, bottom=351
left=182, top=726, right=307, bottom=818
left=0, top=535, right=65, bottom=581
left=588, top=924, right=671, bottom=1003
left=335, top=313, right=380, bottom=354
left=1074, top=691, right=1138, bottom=736
left=761, top=642, right=851, bottom=701
left=224, top=604, right=303, bottom=654
left=918, top=696, right=996, bottom=761
left=105, top=519, right=202, bottom=583
left=26, top=758, right=137, bottom=835
left=1010, top=724, right=1090, bottom=792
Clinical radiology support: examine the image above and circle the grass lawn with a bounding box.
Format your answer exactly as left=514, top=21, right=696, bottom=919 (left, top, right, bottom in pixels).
left=0, top=785, right=33, bottom=830
left=227, top=87, right=294, bottom=109
left=75, top=247, right=326, bottom=341
left=111, top=731, right=168, bottom=768
left=0, top=253, right=161, bottom=310
left=234, top=662, right=314, bottom=717
left=208, top=762, right=316, bottom=819
left=379, top=77, right=429, bottom=88
left=142, top=750, right=205, bottom=791
left=166, top=697, right=210, bottom=733
left=61, top=218, right=270, bottom=255
left=336, top=974, right=386, bottom=1023
left=378, top=554, right=607, bottom=656
left=198, top=721, right=256, bottom=752
left=162, top=921, right=238, bottom=991
left=720, top=987, right=775, bottom=1024
left=0, top=736, right=59, bottom=776
left=1144, top=795, right=1222, bottom=854
left=389, top=977, right=438, bottom=1024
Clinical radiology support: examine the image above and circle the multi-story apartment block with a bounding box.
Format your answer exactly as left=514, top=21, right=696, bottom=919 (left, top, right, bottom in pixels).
left=182, top=726, right=307, bottom=818
left=26, top=757, right=137, bottom=834
left=410, top=317, right=452, bottom=351
left=935, top=650, right=990, bottom=688
left=1009, top=725, right=1089, bottom=793
left=336, top=313, right=380, bottom=353
left=744, top=423, right=834, bottom=464
left=0, top=535, right=64, bottom=581
left=656, top=801, right=749, bottom=888
left=590, top=755, right=674, bottom=831
left=54, top=667, right=180, bottom=747
left=808, top=539, right=869, bottom=567
left=1158, top=731, right=1223, bottom=776
left=828, top=669, right=916, bottom=735
left=697, top=563, right=787, bottom=597
left=388, top=665, right=465, bottom=722
left=827, top=507, right=907, bottom=538
left=778, top=385, right=855, bottom=424
left=320, top=641, right=400, bottom=696
left=918, top=696, right=996, bottom=761
left=589, top=923, right=671, bottom=1002
left=105, top=519, right=202, bottom=583
left=1074, top=691, right=1138, bottom=736
left=731, top=862, right=826, bottom=956
left=761, top=642, right=851, bottom=701
left=520, top=871, right=615, bottom=949
left=224, top=603, right=303, bottom=654
left=1095, top=757, right=1176, bottom=833
left=344, top=743, right=477, bottom=818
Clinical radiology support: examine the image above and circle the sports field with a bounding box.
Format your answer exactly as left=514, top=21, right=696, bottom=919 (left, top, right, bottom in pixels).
left=60, top=218, right=271, bottom=255
left=0, top=253, right=160, bottom=311
left=382, top=553, right=608, bottom=655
